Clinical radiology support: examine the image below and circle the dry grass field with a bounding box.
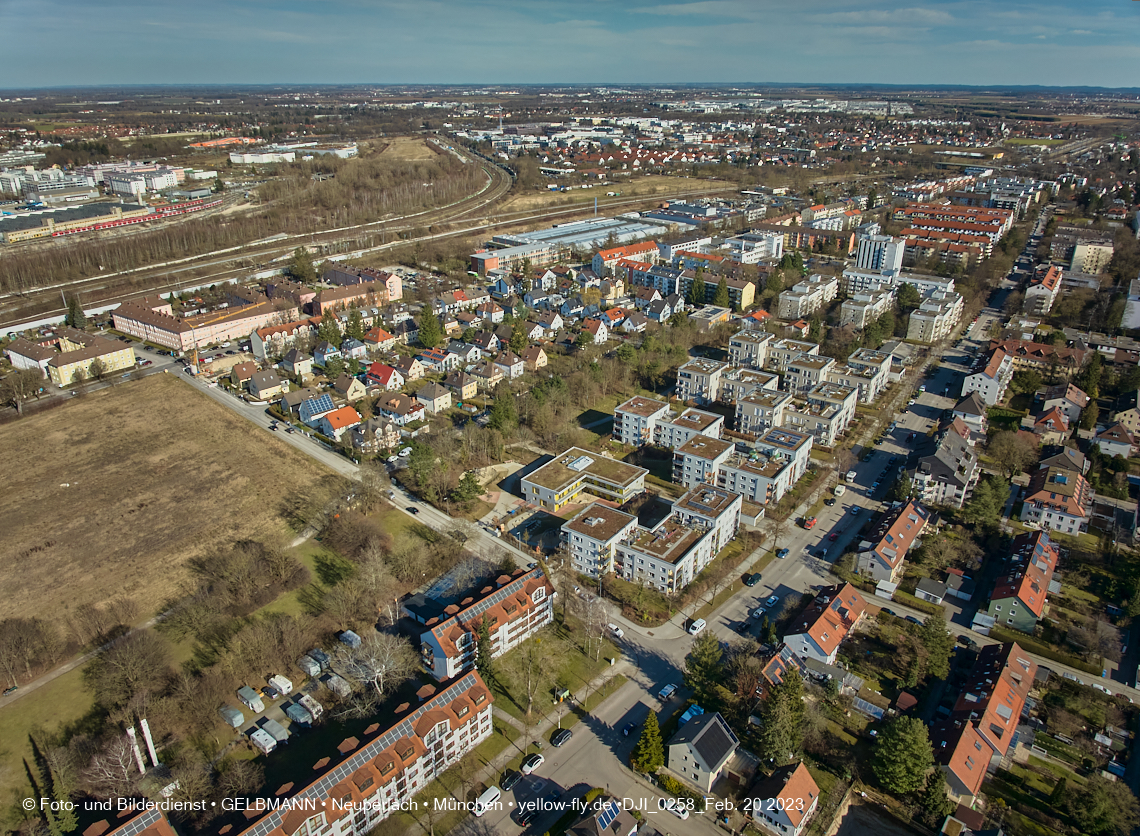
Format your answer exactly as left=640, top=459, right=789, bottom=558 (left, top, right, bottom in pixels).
left=495, top=174, right=718, bottom=214
left=380, top=136, right=438, bottom=161
left=0, top=374, right=334, bottom=623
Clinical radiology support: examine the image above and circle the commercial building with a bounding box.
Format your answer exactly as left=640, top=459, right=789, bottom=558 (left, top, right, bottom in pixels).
left=471, top=216, right=665, bottom=275
left=777, top=275, right=838, bottom=320
left=676, top=357, right=729, bottom=405
left=0, top=202, right=154, bottom=244
left=613, top=395, right=671, bottom=447
left=1020, top=466, right=1093, bottom=535
left=522, top=448, right=648, bottom=512
left=410, top=567, right=556, bottom=681
left=856, top=501, right=930, bottom=583
left=985, top=531, right=1059, bottom=632
left=963, top=349, right=1014, bottom=405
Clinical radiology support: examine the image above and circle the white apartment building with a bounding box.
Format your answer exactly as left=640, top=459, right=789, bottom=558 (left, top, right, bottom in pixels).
left=521, top=447, right=648, bottom=512
left=913, top=432, right=979, bottom=509
left=963, top=349, right=1014, bottom=405
left=841, top=267, right=955, bottom=297
left=562, top=504, right=640, bottom=578
left=728, top=329, right=773, bottom=369
left=719, top=367, right=780, bottom=403
left=840, top=287, right=895, bottom=328
left=655, top=408, right=724, bottom=450
left=736, top=390, right=793, bottom=436
left=855, top=234, right=905, bottom=275
left=614, top=395, right=671, bottom=447
left=844, top=348, right=892, bottom=401
left=783, top=382, right=859, bottom=448
left=673, top=434, right=735, bottom=488
left=777, top=274, right=839, bottom=320
left=907, top=290, right=964, bottom=343
left=1023, top=266, right=1062, bottom=317
left=677, top=357, right=729, bottom=405
left=785, top=354, right=837, bottom=395
left=765, top=339, right=820, bottom=373
left=716, top=428, right=813, bottom=506
left=725, top=230, right=784, bottom=264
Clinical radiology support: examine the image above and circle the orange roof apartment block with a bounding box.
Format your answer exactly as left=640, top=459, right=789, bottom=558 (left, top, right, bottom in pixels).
left=856, top=500, right=930, bottom=583
left=592, top=241, right=660, bottom=276
left=986, top=530, right=1059, bottom=630
left=783, top=582, right=866, bottom=665
left=410, top=567, right=556, bottom=681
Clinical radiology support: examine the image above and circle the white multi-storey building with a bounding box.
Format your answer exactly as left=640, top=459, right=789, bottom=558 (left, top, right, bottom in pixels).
left=655, top=408, right=724, bottom=450
left=765, top=339, right=820, bottom=373
left=676, top=357, right=729, bottom=405
left=735, top=390, right=793, bottom=436
left=613, top=395, right=671, bottom=447
left=777, top=274, right=839, bottom=320
left=855, top=234, right=905, bottom=275
left=715, top=428, right=813, bottom=506
left=719, top=367, right=780, bottom=403
left=725, top=230, right=784, bottom=264
left=840, top=287, right=895, bottom=328
left=673, top=435, right=735, bottom=488
left=785, top=354, right=837, bottom=395
left=963, top=349, right=1014, bottom=405
left=843, top=348, right=892, bottom=402
left=783, top=382, right=859, bottom=448
left=907, top=290, right=964, bottom=343
left=562, top=504, right=640, bottom=578
left=728, top=329, right=773, bottom=369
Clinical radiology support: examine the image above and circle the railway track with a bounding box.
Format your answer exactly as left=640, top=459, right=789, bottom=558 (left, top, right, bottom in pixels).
left=1, top=161, right=736, bottom=328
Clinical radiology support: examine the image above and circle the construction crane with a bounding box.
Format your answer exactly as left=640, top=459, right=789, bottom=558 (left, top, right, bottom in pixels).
left=188, top=299, right=270, bottom=373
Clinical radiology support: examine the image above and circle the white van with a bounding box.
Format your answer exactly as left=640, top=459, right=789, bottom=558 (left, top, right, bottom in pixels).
left=474, top=786, right=501, bottom=817
left=834, top=485, right=846, bottom=497
left=688, top=618, right=706, bottom=636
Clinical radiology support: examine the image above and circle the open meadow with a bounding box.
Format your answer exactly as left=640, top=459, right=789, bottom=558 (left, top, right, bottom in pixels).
left=0, top=373, right=335, bottom=624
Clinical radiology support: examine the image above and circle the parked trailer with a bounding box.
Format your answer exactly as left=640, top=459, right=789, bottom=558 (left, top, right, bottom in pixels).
left=322, top=673, right=351, bottom=697
left=219, top=705, right=245, bottom=729
left=260, top=718, right=290, bottom=744
left=268, top=674, right=294, bottom=695
left=248, top=728, right=277, bottom=756
left=284, top=703, right=313, bottom=725
left=308, top=648, right=331, bottom=670
left=299, top=694, right=324, bottom=721
left=297, top=655, right=321, bottom=678
left=339, top=630, right=362, bottom=649
left=237, top=686, right=264, bottom=713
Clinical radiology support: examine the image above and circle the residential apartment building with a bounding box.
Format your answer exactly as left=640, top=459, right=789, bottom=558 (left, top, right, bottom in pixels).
left=913, top=431, right=979, bottom=509
left=963, top=349, right=1014, bottom=405
left=840, top=287, right=894, bottom=329
left=522, top=448, right=648, bottom=512
left=615, top=487, right=741, bottom=593
left=719, top=368, right=780, bottom=404
left=777, top=275, right=839, bottom=320
left=728, top=329, right=773, bottom=369
left=667, top=712, right=740, bottom=793
left=613, top=396, right=671, bottom=447
left=1095, top=422, right=1134, bottom=459
left=765, top=339, right=820, bottom=374
left=783, top=382, right=859, bottom=448
left=674, top=435, right=734, bottom=488
left=44, top=332, right=136, bottom=386
left=680, top=273, right=756, bottom=310
left=953, top=391, right=989, bottom=433
left=716, top=428, right=813, bottom=506
left=907, top=290, right=964, bottom=343
left=592, top=241, right=660, bottom=276
left=985, top=531, right=1059, bottom=632
left=735, top=390, right=793, bottom=437
left=1072, top=238, right=1115, bottom=274
left=987, top=339, right=1088, bottom=379
left=856, top=501, right=930, bottom=583
left=1039, top=383, right=1089, bottom=425
left=655, top=408, right=724, bottom=450
left=562, top=504, right=640, bottom=578
left=676, top=357, right=729, bottom=405
left=855, top=234, right=905, bottom=275
left=411, top=567, right=555, bottom=680
left=826, top=349, right=891, bottom=405
left=1020, top=466, right=1093, bottom=535
left=933, top=643, right=1036, bottom=800
left=783, top=582, right=867, bottom=665
left=1024, top=266, right=1063, bottom=316
left=725, top=230, right=784, bottom=264
left=785, top=354, right=836, bottom=395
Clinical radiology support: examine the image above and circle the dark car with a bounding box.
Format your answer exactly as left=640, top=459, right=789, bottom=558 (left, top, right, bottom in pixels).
left=501, top=770, right=522, bottom=792
left=544, top=788, right=564, bottom=805
left=743, top=572, right=761, bottom=587
left=880, top=608, right=897, bottom=617
left=907, top=432, right=917, bottom=442
left=905, top=615, right=922, bottom=625
left=514, top=808, right=537, bottom=825
left=736, top=620, right=753, bottom=634
left=824, top=498, right=836, bottom=506
left=622, top=722, right=637, bottom=737
left=862, top=452, right=873, bottom=462
left=551, top=728, right=573, bottom=747
left=829, top=533, right=839, bottom=541
left=406, top=507, right=419, bottom=515
left=957, top=635, right=978, bottom=649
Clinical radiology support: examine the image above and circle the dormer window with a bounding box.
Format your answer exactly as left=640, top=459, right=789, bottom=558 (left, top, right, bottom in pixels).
left=532, top=588, right=546, bottom=604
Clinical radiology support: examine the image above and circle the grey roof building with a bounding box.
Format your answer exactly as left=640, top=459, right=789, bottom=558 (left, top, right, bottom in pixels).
left=666, top=711, right=739, bottom=792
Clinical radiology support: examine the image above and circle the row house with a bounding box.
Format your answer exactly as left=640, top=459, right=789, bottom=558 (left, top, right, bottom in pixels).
left=315, top=279, right=396, bottom=315
left=411, top=567, right=555, bottom=680
left=323, top=266, right=403, bottom=301
left=933, top=643, right=1035, bottom=801
left=987, top=339, right=1088, bottom=379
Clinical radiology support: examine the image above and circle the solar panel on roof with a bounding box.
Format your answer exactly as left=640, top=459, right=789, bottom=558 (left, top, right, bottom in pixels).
left=597, top=802, right=619, bottom=830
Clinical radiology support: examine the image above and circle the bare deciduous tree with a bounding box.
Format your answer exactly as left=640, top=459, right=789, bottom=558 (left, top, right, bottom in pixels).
left=334, top=631, right=418, bottom=701
left=0, top=368, right=45, bottom=416
left=83, top=735, right=139, bottom=798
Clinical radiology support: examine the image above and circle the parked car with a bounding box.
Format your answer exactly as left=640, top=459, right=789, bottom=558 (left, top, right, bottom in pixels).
left=514, top=808, right=537, bottom=826
left=520, top=753, right=544, bottom=774
left=622, top=722, right=637, bottom=737
left=905, top=615, right=922, bottom=625
left=764, top=595, right=780, bottom=609
left=658, top=684, right=678, bottom=700
left=736, top=620, right=753, bottom=634
left=775, top=548, right=789, bottom=559
left=607, top=623, right=624, bottom=639
left=743, top=572, right=761, bottom=587
left=3, top=685, right=17, bottom=696
left=500, top=770, right=522, bottom=792
left=551, top=728, right=573, bottom=747
left=824, top=498, right=836, bottom=506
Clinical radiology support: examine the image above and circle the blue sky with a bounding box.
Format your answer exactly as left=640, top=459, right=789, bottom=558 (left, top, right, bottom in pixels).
left=1, top=0, right=1138, bottom=89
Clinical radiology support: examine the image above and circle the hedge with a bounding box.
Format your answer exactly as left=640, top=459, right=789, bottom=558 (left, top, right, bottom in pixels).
left=891, top=589, right=946, bottom=617
left=988, top=626, right=1101, bottom=675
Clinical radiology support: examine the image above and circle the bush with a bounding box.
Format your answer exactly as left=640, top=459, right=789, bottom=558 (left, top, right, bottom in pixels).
left=891, top=589, right=945, bottom=617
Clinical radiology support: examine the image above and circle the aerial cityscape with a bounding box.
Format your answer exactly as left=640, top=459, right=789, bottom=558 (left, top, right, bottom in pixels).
left=3, top=3, right=1140, bottom=836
